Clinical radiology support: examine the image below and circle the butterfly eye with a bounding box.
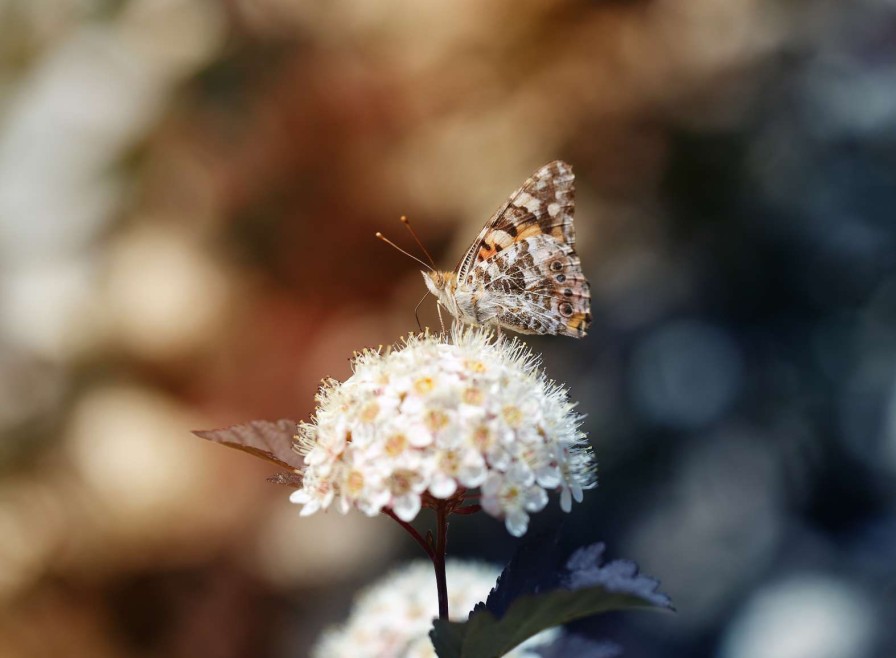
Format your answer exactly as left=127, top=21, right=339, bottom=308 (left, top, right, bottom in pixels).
left=555, top=274, right=566, bottom=283
left=559, top=302, right=574, bottom=316
left=550, top=261, right=563, bottom=272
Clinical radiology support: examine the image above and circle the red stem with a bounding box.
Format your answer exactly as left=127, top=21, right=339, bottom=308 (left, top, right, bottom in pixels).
left=384, top=509, right=435, bottom=560
left=385, top=502, right=451, bottom=620
left=434, top=500, right=449, bottom=620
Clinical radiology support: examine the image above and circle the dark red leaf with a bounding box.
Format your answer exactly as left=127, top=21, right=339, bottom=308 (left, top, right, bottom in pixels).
left=192, top=419, right=303, bottom=469
left=267, top=472, right=304, bottom=488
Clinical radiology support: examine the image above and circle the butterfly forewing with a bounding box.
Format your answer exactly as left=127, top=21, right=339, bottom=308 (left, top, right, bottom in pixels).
left=456, top=161, right=576, bottom=281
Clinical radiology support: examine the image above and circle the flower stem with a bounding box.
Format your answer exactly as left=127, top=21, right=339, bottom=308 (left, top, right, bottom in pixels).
left=384, top=509, right=435, bottom=560
left=434, top=500, right=449, bottom=620
left=385, top=504, right=449, bottom=619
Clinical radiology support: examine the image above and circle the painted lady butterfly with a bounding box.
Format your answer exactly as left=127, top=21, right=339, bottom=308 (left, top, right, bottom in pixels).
left=423, top=161, right=592, bottom=337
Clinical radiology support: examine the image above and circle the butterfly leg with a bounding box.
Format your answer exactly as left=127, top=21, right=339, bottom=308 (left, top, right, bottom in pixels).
left=436, top=302, right=446, bottom=335
left=413, top=291, right=430, bottom=333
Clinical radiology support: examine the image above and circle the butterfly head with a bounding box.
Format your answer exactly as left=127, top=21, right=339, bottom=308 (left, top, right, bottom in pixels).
left=422, top=270, right=456, bottom=301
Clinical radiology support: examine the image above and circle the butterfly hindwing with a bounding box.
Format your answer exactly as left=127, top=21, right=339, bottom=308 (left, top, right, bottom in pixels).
left=472, top=234, right=591, bottom=337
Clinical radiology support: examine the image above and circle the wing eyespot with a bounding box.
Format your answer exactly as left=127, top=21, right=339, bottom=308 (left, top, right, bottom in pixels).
left=559, top=302, right=574, bottom=316
left=555, top=273, right=566, bottom=283
left=563, top=288, right=573, bottom=297
left=550, top=260, right=563, bottom=272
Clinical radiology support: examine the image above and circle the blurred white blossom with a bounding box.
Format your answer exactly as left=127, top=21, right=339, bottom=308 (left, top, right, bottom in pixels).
left=311, top=560, right=559, bottom=658
left=290, top=327, right=595, bottom=536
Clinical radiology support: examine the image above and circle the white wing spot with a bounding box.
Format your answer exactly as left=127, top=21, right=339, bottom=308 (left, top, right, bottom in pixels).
left=547, top=202, right=560, bottom=218
left=491, top=229, right=513, bottom=246
left=516, top=192, right=542, bottom=213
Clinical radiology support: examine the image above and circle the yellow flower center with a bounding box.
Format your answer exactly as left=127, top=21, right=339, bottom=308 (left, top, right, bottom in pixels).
left=360, top=401, right=380, bottom=423
left=385, top=433, right=408, bottom=457
left=414, top=377, right=435, bottom=394
left=465, top=359, right=487, bottom=374
left=425, top=409, right=449, bottom=431
left=346, top=470, right=365, bottom=495
left=439, top=450, right=460, bottom=474
left=471, top=425, right=492, bottom=450
left=463, top=387, right=484, bottom=405
left=502, top=405, right=523, bottom=427
left=501, top=485, right=521, bottom=505
left=389, top=469, right=416, bottom=495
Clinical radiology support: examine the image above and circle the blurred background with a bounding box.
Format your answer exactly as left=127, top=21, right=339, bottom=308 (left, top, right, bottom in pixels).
left=1, top=0, right=894, bottom=656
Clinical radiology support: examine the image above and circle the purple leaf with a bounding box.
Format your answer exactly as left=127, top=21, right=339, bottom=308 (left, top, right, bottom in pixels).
left=483, top=528, right=564, bottom=618
left=192, top=419, right=303, bottom=470
left=267, top=472, right=304, bottom=488
left=537, top=634, right=622, bottom=658
left=432, top=530, right=672, bottom=658
left=562, top=544, right=672, bottom=610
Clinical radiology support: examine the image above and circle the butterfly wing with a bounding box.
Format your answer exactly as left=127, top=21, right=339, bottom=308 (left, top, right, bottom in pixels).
left=473, top=234, right=592, bottom=337
left=455, top=160, right=576, bottom=282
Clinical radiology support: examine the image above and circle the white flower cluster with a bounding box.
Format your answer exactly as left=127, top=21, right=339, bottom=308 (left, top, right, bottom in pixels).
left=311, top=560, right=559, bottom=658
left=290, top=327, right=595, bottom=536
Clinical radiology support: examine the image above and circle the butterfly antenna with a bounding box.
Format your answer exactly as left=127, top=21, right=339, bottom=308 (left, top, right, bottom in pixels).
left=376, top=232, right=433, bottom=270
left=400, top=216, right=436, bottom=269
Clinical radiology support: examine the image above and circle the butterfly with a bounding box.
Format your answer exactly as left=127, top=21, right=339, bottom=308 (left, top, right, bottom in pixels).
left=422, top=160, right=591, bottom=337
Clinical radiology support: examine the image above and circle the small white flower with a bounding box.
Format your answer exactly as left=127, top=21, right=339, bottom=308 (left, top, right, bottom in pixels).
left=311, top=560, right=560, bottom=658
left=291, top=327, right=596, bottom=535
left=481, top=469, right=550, bottom=537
